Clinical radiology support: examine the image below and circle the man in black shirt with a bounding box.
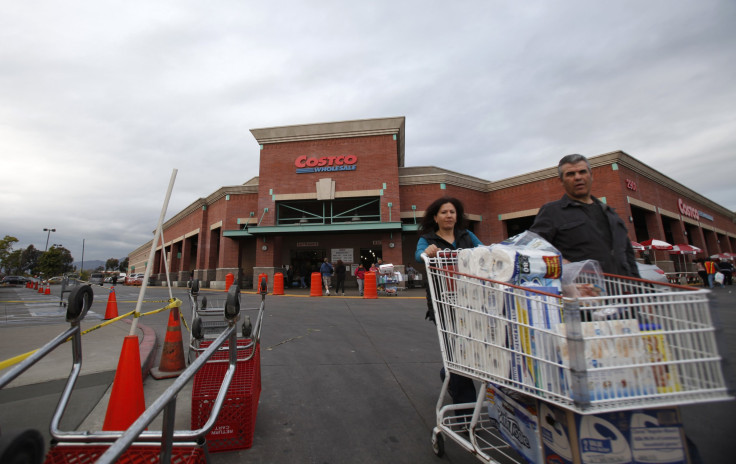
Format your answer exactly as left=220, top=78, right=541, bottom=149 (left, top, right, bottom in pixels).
left=529, top=154, right=640, bottom=277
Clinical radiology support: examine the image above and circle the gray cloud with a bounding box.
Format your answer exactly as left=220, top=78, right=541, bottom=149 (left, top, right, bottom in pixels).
left=2, top=0, right=734, bottom=262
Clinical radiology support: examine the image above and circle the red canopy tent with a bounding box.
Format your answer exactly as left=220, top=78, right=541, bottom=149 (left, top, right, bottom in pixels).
left=669, top=244, right=702, bottom=274
left=640, top=239, right=673, bottom=250
left=669, top=244, right=702, bottom=255
left=631, top=241, right=645, bottom=251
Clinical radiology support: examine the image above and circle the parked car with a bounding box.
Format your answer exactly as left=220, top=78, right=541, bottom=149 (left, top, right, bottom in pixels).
left=89, top=272, right=105, bottom=286
left=48, top=276, right=64, bottom=285
left=636, top=262, right=668, bottom=283
left=1, top=276, right=28, bottom=286
left=126, top=273, right=146, bottom=286
left=103, top=274, right=123, bottom=284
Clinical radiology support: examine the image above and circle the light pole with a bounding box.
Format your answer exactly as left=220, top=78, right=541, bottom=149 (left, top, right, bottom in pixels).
left=43, top=228, right=56, bottom=251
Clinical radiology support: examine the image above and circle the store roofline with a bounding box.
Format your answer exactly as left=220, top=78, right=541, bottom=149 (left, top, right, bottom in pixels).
left=223, top=221, right=405, bottom=237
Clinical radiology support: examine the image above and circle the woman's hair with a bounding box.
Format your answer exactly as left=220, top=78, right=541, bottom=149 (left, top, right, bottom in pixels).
left=337, top=259, right=344, bottom=266
left=419, top=196, right=467, bottom=236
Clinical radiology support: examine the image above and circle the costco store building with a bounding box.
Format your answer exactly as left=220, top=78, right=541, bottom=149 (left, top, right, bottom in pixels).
left=128, top=116, right=736, bottom=289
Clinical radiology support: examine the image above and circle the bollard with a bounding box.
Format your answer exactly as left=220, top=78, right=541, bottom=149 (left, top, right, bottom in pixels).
left=363, top=272, right=378, bottom=299
left=225, top=273, right=234, bottom=291
left=273, top=272, right=284, bottom=295
left=310, top=272, right=322, bottom=297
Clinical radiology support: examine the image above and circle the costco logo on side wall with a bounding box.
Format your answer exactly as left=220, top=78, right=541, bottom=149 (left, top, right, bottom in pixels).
left=295, top=155, right=357, bottom=173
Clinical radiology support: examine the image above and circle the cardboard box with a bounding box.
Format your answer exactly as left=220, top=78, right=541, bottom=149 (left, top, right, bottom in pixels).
left=485, top=384, right=544, bottom=464
left=539, top=401, right=689, bottom=464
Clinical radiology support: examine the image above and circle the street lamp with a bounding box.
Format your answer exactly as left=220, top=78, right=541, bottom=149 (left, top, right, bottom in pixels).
left=44, top=228, right=56, bottom=251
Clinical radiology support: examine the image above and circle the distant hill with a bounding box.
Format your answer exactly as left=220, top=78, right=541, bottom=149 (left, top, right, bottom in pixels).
left=72, top=260, right=106, bottom=272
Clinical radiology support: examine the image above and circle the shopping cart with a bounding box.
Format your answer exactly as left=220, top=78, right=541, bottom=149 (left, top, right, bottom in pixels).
left=0, top=284, right=251, bottom=463
left=187, top=279, right=266, bottom=452
left=423, top=250, right=732, bottom=463
left=58, top=274, right=80, bottom=307
left=377, top=264, right=400, bottom=296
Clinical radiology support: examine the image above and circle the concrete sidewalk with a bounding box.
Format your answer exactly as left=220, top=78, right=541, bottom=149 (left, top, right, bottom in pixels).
left=0, top=288, right=159, bottom=447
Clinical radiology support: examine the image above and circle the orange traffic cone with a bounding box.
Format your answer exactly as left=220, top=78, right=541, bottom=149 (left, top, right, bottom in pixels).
left=363, top=272, right=378, bottom=299
left=38, top=281, right=44, bottom=293
left=273, top=272, right=284, bottom=295
left=34, top=280, right=39, bottom=290
left=310, top=272, right=322, bottom=297
left=150, top=307, right=186, bottom=380
left=44, top=282, right=51, bottom=295
left=103, top=335, right=145, bottom=430
left=104, top=287, right=119, bottom=319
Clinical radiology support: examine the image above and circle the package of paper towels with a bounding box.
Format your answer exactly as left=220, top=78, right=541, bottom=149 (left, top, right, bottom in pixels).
left=482, top=244, right=562, bottom=287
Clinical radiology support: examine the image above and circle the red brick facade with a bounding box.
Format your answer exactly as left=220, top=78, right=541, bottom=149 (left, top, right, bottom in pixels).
left=128, top=117, right=736, bottom=289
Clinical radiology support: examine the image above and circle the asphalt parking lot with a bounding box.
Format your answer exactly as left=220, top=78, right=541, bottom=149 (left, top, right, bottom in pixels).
left=1, top=283, right=735, bottom=463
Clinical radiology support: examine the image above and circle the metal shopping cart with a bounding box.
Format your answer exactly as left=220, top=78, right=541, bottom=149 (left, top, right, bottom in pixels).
left=423, top=250, right=732, bottom=463
left=187, top=280, right=266, bottom=453
left=377, top=264, right=401, bottom=296
left=0, top=284, right=251, bottom=463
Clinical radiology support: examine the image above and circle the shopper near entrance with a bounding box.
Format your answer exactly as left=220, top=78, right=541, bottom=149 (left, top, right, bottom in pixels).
left=405, top=263, right=417, bottom=288
left=320, top=257, right=334, bottom=296
left=298, top=261, right=308, bottom=288
left=354, top=263, right=366, bottom=296
left=704, top=258, right=719, bottom=288
left=529, top=154, right=640, bottom=278
left=335, top=259, right=346, bottom=296
left=415, top=196, right=483, bottom=413
left=717, top=260, right=733, bottom=286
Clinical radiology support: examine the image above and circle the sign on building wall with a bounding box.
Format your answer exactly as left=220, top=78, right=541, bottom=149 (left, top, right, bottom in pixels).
left=294, top=155, right=358, bottom=174
left=296, top=242, right=319, bottom=247
left=331, top=248, right=354, bottom=263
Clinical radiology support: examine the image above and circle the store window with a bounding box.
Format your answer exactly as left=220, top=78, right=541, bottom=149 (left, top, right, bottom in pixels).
left=276, top=198, right=381, bottom=225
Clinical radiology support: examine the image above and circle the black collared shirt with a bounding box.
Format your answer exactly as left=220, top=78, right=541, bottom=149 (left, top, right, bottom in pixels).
left=529, top=194, right=640, bottom=277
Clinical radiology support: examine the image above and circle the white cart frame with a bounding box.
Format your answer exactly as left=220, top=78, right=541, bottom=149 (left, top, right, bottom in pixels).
left=423, top=250, right=732, bottom=463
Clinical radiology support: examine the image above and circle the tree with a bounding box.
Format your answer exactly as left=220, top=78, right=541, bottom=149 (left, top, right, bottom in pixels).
left=119, top=257, right=129, bottom=273
left=5, top=249, right=23, bottom=275
left=0, top=235, right=19, bottom=273
left=37, top=245, right=74, bottom=277
left=105, top=258, right=120, bottom=271
left=21, top=245, right=42, bottom=275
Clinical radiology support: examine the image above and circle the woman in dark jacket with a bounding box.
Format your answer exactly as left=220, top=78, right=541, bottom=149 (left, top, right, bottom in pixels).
left=335, top=259, right=347, bottom=296
left=414, top=196, right=482, bottom=417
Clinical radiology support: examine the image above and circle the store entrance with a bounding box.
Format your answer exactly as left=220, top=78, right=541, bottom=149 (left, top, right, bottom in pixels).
left=291, top=249, right=327, bottom=288
left=359, top=247, right=383, bottom=268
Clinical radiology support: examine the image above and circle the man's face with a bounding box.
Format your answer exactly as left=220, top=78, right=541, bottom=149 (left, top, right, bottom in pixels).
left=560, top=161, right=593, bottom=203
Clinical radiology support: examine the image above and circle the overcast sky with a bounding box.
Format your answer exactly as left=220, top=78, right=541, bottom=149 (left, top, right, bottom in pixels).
left=2, top=0, right=734, bottom=264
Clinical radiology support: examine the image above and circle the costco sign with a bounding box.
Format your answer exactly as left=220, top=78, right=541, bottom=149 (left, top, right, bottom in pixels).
left=678, top=199, right=699, bottom=221
left=295, top=155, right=357, bottom=174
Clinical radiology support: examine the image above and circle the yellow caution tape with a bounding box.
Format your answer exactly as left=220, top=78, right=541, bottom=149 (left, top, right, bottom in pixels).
left=0, top=298, right=183, bottom=371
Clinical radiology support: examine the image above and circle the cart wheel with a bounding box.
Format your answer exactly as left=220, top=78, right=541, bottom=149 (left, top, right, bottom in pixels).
left=241, top=315, right=252, bottom=338
left=66, top=285, right=93, bottom=322
left=191, top=278, right=199, bottom=295
left=0, top=428, right=45, bottom=464
left=201, top=295, right=207, bottom=309
left=192, top=316, right=204, bottom=340
left=225, top=285, right=240, bottom=319
left=431, top=429, right=444, bottom=457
